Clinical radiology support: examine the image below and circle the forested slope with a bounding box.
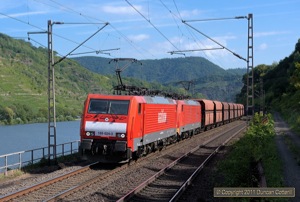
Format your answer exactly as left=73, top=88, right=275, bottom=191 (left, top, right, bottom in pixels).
left=237, top=39, right=300, bottom=132
left=0, top=33, right=116, bottom=124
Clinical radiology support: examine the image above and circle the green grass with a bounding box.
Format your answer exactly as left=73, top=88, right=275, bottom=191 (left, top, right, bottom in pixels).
left=21, top=153, right=81, bottom=173
left=215, top=113, right=287, bottom=202
left=0, top=153, right=81, bottom=182
left=0, top=169, right=24, bottom=181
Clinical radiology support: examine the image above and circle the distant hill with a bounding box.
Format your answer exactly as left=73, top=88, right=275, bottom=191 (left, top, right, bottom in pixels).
left=0, top=33, right=190, bottom=124
left=72, top=56, right=246, bottom=101
left=226, top=68, right=248, bottom=76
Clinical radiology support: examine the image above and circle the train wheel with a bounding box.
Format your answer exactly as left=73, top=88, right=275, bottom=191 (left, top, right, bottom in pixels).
left=146, top=145, right=152, bottom=154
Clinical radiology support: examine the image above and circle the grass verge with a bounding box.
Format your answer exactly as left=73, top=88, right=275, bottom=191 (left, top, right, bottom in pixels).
left=214, top=113, right=287, bottom=202
left=0, top=169, right=24, bottom=181
left=0, top=153, right=81, bottom=182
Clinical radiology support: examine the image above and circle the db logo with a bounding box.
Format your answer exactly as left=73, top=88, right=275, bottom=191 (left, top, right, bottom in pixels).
left=158, top=110, right=167, bottom=123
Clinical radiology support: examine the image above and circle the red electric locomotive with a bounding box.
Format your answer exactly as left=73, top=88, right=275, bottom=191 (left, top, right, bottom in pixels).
left=176, top=100, right=201, bottom=139
left=79, top=94, right=178, bottom=162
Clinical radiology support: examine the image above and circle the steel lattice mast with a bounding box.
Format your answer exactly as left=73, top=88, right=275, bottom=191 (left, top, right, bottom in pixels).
left=47, top=20, right=57, bottom=164
left=246, top=14, right=254, bottom=116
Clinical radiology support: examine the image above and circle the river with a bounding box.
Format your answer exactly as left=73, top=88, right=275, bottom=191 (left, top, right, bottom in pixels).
left=0, top=120, right=81, bottom=156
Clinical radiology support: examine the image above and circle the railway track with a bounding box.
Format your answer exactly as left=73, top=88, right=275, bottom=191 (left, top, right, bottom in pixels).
left=0, top=162, right=104, bottom=201
left=117, top=122, right=246, bottom=202
left=0, top=121, right=245, bottom=202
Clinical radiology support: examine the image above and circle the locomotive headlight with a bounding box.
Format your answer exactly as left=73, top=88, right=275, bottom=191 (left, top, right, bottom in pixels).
left=116, top=133, right=126, bottom=138
left=85, top=131, right=95, bottom=136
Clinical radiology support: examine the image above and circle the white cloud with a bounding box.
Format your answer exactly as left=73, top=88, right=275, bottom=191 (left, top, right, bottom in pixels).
left=180, top=9, right=201, bottom=18
left=258, top=43, right=268, bottom=50
left=128, top=34, right=149, bottom=42
left=101, top=5, right=143, bottom=15
left=254, top=31, right=290, bottom=37
left=0, top=11, right=48, bottom=19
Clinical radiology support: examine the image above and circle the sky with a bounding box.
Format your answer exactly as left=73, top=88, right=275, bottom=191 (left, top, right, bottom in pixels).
left=0, top=0, right=300, bottom=69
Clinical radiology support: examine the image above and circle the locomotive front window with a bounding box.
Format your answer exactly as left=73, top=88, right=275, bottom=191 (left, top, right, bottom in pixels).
left=109, top=100, right=129, bottom=115
left=88, top=99, right=129, bottom=115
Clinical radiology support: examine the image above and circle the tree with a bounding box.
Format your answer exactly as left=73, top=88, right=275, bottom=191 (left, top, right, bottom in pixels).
left=0, top=106, right=15, bottom=124
left=290, top=51, right=300, bottom=90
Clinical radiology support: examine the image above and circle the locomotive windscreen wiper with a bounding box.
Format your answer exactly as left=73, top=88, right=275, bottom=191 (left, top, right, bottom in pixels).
left=109, top=102, right=119, bottom=120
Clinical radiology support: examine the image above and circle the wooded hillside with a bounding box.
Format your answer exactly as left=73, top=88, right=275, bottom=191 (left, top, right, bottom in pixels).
left=237, top=39, right=300, bottom=132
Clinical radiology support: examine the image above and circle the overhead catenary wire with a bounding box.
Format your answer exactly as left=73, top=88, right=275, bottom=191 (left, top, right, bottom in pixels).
left=155, top=0, right=227, bottom=75
left=2, top=0, right=119, bottom=59
left=169, top=0, right=248, bottom=66
left=166, top=0, right=228, bottom=68
left=69, top=48, right=120, bottom=56
left=0, top=12, right=46, bottom=32
left=47, top=0, right=153, bottom=58
left=183, top=25, right=226, bottom=67
left=169, top=47, right=224, bottom=55
left=172, top=0, right=182, bottom=20
left=184, top=16, right=248, bottom=22
left=0, top=11, right=109, bottom=57
left=159, top=0, right=186, bottom=53
left=159, top=0, right=219, bottom=62
left=182, top=16, right=248, bottom=62
left=44, top=0, right=155, bottom=59
left=125, top=0, right=180, bottom=51
left=182, top=20, right=248, bottom=62
left=35, top=0, right=119, bottom=57
left=54, top=22, right=109, bottom=65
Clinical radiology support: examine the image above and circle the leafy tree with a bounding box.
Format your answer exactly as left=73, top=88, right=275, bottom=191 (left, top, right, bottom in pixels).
left=290, top=52, right=300, bottom=89
left=0, top=106, right=15, bottom=124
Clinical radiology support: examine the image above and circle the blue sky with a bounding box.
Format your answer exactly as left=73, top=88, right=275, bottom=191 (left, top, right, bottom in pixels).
left=0, top=0, right=299, bottom=69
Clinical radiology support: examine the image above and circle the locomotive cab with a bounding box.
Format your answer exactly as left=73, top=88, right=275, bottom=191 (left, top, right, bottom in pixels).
left=80, top=95, right=134, bottom=162
left=79, top=94, right=178, bottom=163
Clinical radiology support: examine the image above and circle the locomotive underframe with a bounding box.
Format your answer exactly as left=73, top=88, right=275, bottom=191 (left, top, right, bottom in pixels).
left=80, top=139, right=132, bottom=162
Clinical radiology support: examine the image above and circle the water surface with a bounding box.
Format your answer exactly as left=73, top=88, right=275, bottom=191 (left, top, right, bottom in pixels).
left=0, top=121, right=80, bottom=156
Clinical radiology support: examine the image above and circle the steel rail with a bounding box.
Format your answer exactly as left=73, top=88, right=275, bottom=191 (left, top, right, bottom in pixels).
left=169, top=124, right=246, bottom=202
left=44, top=161, right=133, bottom=202
left=0, top=162, right=99, bottom=201
left=116, top=122, right=246, bottom=202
